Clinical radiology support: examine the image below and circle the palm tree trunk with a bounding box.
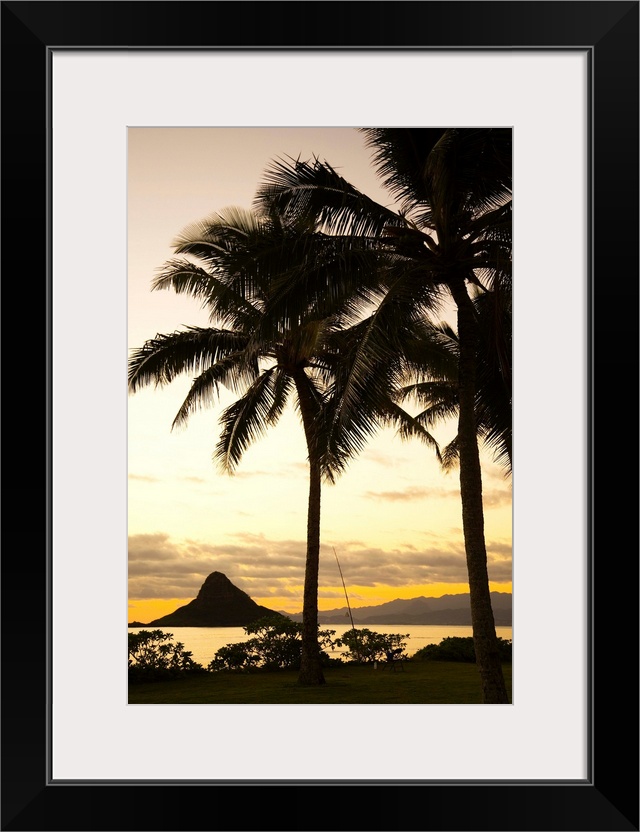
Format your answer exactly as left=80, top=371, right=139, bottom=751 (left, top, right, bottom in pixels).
left=450, top=277, right=509, bottom=704
left=293, top=370, right=326, bottom=686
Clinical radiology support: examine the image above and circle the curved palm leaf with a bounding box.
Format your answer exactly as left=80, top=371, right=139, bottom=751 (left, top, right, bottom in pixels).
left=128, top=327, right=250, bottom=392
left=256, top=156, right=408, bottom=239
left=171, top=353, right=260, bottom=430
left=153, top=259, right=261, bottom=329
left=360, top=127, right=447, bottom=225
left=394, top=290, right=512, bottom=475
left=214, top=367, right=287, bottom=474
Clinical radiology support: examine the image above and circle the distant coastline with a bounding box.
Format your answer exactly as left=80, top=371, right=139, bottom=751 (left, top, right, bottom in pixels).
left=129, top=576, right=512, bottom=628
left=283, top=591, right=512, bottom=627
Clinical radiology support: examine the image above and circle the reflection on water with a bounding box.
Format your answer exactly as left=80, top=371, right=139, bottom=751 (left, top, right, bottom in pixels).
left=129, top=623, right=513, bottom=667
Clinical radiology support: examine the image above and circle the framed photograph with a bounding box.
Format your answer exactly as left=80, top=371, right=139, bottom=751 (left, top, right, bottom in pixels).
left=2, top=2, right=637, bottom=830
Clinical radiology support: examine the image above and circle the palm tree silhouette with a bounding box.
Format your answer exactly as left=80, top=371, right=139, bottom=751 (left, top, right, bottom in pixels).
left=255, top=128, right=512, bottom=702
left=128, top=206, right=386, bottom=685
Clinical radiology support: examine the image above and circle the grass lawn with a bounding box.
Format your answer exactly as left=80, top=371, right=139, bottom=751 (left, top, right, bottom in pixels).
left=128, top=661, right=512, bottom=705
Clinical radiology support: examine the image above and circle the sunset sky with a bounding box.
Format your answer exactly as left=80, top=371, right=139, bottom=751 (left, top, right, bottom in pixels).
left=127, top=127, right=513, bottom=623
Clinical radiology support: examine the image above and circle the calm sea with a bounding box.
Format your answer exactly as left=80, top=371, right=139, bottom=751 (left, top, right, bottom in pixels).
left=130, top=623, right=513, bottom=667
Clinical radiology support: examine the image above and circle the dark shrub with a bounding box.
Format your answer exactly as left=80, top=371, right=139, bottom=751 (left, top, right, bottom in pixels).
left=412, top=636, right=512, bottom=663
left=334, top=628, right=410, bottom=663
left=209, top=615, right=338, bottom=672
left=128, top=629, right=207, bottom=682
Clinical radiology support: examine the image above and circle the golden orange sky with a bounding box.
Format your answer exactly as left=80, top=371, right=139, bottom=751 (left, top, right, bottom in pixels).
left=129, top=579, right=512, bottom=624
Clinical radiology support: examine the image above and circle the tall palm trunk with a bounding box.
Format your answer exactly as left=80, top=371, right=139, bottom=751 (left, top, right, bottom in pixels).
left=293, top=369, right=326, bottom=686
left=450, top=277, right=509, bottom=704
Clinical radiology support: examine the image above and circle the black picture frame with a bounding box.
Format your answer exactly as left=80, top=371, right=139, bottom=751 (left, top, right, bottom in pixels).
left=2, top=2, right=638, bottom=830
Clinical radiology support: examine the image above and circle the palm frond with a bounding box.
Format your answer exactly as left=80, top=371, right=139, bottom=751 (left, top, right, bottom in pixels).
left=171, top=353, right=259, bottom=430
left=466, top=200, right=512, bottom=242
left=440, top=436, right=460, bottom=471
left=172, top=206, right=265, bottom=260
left=426, top=129, right=511, bottom=217
left=267, top=367, right=294, bottom=423
left=260, top=233, right=390, bottom=326
left=382, top=400, right=442, bottom=461
left=128, top=327, right=249, bottom=392
left=152, top=259, right=261, bottom=328
left=324, top=270, right=446, bottom=460
left=256, top=156, right=407, bottom=238
left=214, top=367, right=285, bottom=474
left=360, top=127, right=447, bottom=223
left=397, top=381, right=458, bottom=417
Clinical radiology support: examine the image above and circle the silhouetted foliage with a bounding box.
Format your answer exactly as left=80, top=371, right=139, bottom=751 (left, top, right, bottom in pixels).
left=412, top=636, right=512, bottom=663
left=208, top=616, right=340, bottom=672
left=128, top=629, right=207, bottom=682
left=335, top=628, right=410, bottom=663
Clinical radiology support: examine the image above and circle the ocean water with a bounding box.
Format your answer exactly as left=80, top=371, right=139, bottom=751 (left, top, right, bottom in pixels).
left=129, top=623, right=513, bottom=667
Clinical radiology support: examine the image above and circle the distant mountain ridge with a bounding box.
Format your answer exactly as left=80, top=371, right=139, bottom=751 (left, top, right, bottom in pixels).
left=283, top=592, right=512, bottom=626
left=129, top=572, right=511, bottom=628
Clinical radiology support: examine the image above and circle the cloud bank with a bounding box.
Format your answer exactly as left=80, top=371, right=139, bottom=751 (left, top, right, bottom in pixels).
left=128, top=530, right=512, bottom=603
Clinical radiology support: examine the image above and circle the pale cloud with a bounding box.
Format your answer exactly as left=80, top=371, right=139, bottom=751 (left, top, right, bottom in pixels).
left=360, top=449, right=405, bottom=467
left=364, top=485, right=457, bottom=502
left=483, top=464, right=512, bottom=484
left=486, top=540, right=512, bottom=558
left=363, top=483, right=511, bottom=509
left=128, top=532, right=307, bottom=601
left=482, top=488, right=513, bottom=509
left=129, top=472, right=211, bottom=485
left=288, top=461, right=310, bottom=473
left=224, top=465, right=309, bottom=481
left=229, top=469, right=276, bottom=480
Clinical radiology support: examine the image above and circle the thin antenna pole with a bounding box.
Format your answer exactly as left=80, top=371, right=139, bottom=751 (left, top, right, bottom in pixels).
left=333, top=547, right=361, bottom=663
